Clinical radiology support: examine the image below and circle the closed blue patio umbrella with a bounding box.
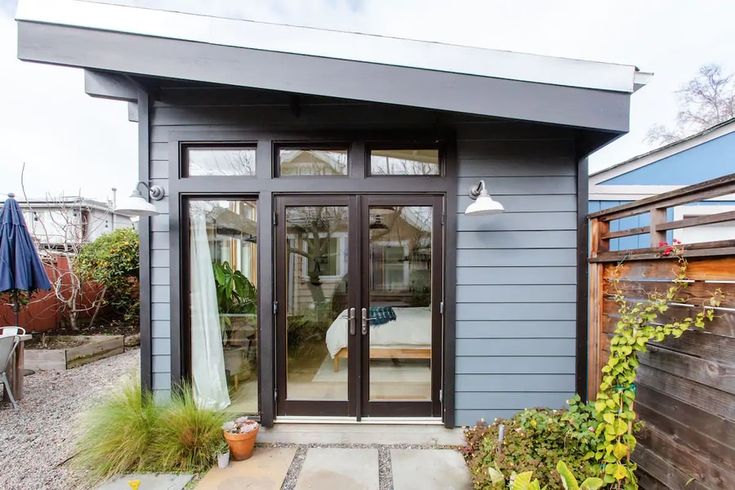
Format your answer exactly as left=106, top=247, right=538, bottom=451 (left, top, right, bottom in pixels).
left=0, top=193, right=51, bottom=327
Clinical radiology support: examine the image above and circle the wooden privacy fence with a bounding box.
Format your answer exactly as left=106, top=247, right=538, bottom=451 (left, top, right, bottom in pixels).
left=588, top=173, right=735, bottom=490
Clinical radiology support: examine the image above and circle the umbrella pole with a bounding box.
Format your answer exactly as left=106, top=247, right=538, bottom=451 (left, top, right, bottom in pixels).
left=12, top=290, right=20, bottom=327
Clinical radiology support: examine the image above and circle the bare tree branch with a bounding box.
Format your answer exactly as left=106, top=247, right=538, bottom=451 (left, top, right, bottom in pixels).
left=646, top=64, right=735, bottom=145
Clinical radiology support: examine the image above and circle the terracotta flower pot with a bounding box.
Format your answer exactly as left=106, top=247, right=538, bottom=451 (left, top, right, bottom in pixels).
left=223, top=426, right=259, bottom=461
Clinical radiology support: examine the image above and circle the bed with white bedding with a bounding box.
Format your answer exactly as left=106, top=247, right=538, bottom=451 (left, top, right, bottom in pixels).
left=325, top=306, right=432, bottom=371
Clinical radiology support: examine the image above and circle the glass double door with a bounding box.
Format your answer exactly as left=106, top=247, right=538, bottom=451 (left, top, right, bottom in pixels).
left=275, top=195, right=443, bottom=419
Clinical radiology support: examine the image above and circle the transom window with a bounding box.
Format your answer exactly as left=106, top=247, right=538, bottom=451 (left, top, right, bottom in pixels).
left=369, top=148, right=441, bottom=176
left=277, top=146, right=348, bottom=176
left=183, top=145, right=256, bottom=177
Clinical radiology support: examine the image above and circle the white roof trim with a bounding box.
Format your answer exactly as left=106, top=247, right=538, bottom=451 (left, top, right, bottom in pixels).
left=590, top=118, right=735, bottom=185
left=589, top=183, right=735, bottom=202
left=16, top=0, right=643, bottom=93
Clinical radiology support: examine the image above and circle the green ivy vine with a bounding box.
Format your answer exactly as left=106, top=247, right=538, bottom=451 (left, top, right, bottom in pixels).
left=590, top=243, right=723, bottom=488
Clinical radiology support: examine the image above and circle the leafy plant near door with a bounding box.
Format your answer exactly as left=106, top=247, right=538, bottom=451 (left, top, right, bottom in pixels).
left=464, top=244, right=723, bottom=489
left=212, top=261, right=256, bottom=315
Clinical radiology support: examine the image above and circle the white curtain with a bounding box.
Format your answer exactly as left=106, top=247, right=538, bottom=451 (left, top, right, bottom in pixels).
left=190, top=209, right=231, bottom=410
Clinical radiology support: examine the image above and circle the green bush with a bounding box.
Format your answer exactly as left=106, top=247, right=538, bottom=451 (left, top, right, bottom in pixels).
left=76, top=228, right=140, bottom=324
left=75, top=381, right=226, bottom=482
left=462, top=247, right=723, bottom=489
left=463, top=398, right=601, bottom=490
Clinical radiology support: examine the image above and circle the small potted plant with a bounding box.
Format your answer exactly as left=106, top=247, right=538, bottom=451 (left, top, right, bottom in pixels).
left=222, top=416, right=260, bottom=461
left=216, top=439, right=230, bottom=469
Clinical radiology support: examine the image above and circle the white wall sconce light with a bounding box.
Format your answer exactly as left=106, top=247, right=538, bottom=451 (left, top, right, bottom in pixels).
left=115, top=181, right=165, bottom=217
left=464, top=180, right=504, bottom=216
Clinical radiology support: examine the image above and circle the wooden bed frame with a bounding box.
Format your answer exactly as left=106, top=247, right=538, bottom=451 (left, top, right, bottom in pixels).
left=332, top=346, right=431, bottom=372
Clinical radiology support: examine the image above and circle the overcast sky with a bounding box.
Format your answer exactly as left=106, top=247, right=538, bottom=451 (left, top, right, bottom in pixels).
left=1, top=0, right=733, bottom=201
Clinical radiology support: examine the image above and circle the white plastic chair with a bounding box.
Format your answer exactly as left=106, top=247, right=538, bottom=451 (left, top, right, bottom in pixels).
left=0, top=335, right=19, bottom=409
left=0, top=327, right=25, bottom=337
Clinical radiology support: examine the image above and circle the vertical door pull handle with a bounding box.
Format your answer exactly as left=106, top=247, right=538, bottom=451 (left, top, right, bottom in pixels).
left=348, top=307, right=356, bottom=335
left=361, top=307, right=371, bottom=335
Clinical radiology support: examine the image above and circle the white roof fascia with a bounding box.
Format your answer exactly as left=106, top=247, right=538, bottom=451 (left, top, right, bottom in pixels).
left=16, top=0, right=642, bottom=94
left=589, top=183, right=735, bottom=202
left=589, top=184, right=683, bottom=201
left=590, top=119, right=735, bottom=185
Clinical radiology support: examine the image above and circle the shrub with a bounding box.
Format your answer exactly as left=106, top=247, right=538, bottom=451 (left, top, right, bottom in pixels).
left=148, top=386, right=227, bottom=473
left=463, top=399, right=600, bottom=489
left=74, top=381, right=159, bottom=481
left=75, top=381, right=226, bottom=482
left=463, top=244, right=723, bottom=489
left=76, top=228, right=140, bottom=325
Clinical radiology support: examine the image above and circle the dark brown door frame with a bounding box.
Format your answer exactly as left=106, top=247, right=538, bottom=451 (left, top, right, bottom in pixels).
left=273, top=193, right=444, bottom=419
left=360, top=194, right=444, bottom=418
left=167, top=129, right=458, bottom=427
left=274, top=194, right=361, bottom=417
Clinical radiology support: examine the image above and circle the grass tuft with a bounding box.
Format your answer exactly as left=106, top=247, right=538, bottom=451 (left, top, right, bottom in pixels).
left=74, top=380, right=227, bottom=482
left=148, top=385, right=227, bottom=473
left=74, top=380, right=159, bottom=482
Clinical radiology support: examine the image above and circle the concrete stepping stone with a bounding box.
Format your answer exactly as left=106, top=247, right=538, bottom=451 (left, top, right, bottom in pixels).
left=196, top=447, right=297, bottom=489
left=97, top=473, right=192, bottom=490
left=295, top=447, right=379, bottom=490
left=391, top=449, right=471, bottom=490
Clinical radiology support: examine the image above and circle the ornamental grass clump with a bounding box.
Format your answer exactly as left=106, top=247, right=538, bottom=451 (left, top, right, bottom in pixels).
left=75, top=380, right=227, bottom=482
left=74, top=380, right=159, bottom=482
left=147, top=385, right=227, bottom=473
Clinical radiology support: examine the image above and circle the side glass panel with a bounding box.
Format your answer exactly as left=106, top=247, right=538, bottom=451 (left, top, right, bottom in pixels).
left=188, top=199, right=258, bottom=413
left=368, top=205, right=433, bottom=401
left=369, top=149, right=440, bottom=176
left=185, top=147, right=256, bottom=176
left=278, top=148, right=348, bottom=176
left=285, top=206, right=349, bottom=400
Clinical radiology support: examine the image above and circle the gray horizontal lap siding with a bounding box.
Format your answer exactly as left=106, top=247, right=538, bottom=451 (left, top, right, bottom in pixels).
left=145, top=85, right=578, bottom=426
left=146, top=88, right=459, bottom=397
left=454, top=132, right=576, bottom=426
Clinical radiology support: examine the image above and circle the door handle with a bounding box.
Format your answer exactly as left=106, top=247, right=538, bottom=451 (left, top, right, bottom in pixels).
left=347, top=307, right=356, bottom=336
left=361, top=307, right=375, bottom=335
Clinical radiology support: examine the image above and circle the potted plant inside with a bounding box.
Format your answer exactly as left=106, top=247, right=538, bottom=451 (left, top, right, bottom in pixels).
left=222, top=417, right=260, bottom=461
left=216, top=439, right=230, bottom=469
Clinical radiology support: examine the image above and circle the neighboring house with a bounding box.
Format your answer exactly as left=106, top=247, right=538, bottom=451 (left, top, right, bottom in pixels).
left=589, top=118, right=735, bottom=249
left=0, top=196, right=133, bottom=250
left=15, top=0, right=649, bottom=427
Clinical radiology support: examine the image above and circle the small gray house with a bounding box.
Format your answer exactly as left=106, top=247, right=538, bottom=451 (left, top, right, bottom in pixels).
left=16, top=0, right=648, bottom=427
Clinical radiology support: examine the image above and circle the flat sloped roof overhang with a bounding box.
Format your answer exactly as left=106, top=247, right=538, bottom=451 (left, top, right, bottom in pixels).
left=16, top=19, right=631, bottom=135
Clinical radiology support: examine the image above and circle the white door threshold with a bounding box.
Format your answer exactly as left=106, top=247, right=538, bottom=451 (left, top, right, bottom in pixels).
left=274, top=416, right=444, bottom=425
left=260, top=420, right=463, bottom=446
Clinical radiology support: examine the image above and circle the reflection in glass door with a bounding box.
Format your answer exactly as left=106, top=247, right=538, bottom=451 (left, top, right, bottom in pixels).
left=275, top=195, right=441, bottom=418
left=367, top=205, right=432, bottom=400
left=276, top=197, right=357, bottom=416
left=362, top=196, right=442, bottom=417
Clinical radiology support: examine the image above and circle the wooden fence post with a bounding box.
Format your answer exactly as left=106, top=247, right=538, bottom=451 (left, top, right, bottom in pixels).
left=650, top=207, right=667, bottom=247
left=587, top=218, right=608, bottom=399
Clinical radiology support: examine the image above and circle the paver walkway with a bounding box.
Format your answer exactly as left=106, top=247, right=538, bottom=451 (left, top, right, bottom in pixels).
left=197, top=444, right=471, bottom=490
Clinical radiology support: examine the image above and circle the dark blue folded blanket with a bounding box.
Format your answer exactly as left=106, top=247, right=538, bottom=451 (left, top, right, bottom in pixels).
left=370, top=306, right=397, bottom=326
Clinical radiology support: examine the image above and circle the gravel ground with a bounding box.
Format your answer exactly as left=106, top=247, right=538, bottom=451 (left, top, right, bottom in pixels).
left=280, top=446, right=308, bottom=490
left=0, top=348, right=140, bottom=490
